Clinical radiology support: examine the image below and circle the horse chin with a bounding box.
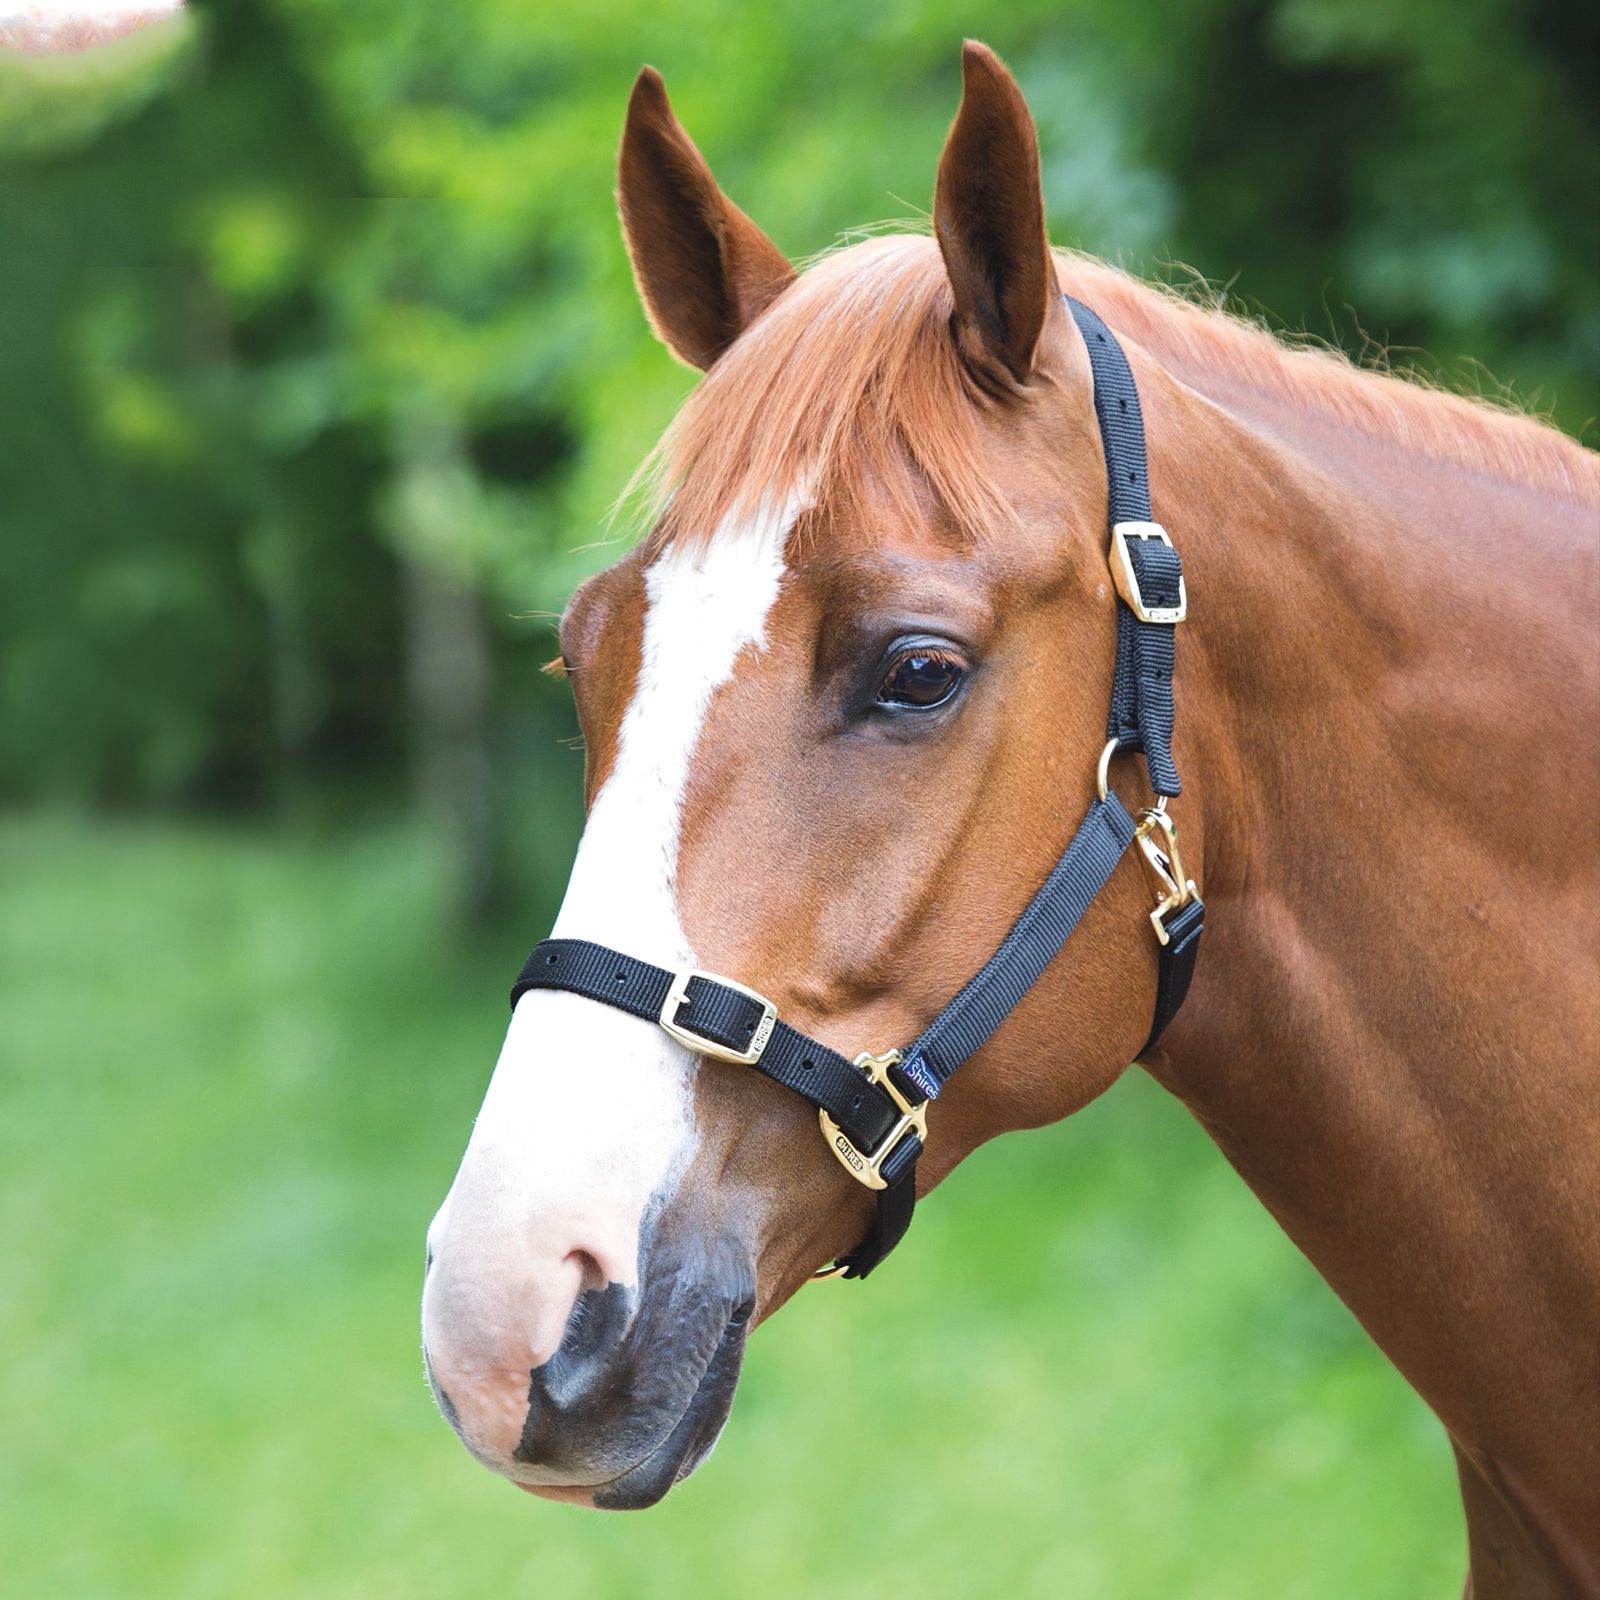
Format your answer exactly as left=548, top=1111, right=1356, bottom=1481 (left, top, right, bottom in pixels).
left=512, top=1307, right=748, bottom=1511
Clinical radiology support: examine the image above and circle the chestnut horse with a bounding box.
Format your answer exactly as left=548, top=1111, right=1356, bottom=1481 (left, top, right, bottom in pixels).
left=421, top=43, right=1600, bottom=1596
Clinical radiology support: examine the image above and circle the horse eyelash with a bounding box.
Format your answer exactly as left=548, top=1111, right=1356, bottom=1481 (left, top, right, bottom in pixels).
left=885, top=643, right=966, bottom=673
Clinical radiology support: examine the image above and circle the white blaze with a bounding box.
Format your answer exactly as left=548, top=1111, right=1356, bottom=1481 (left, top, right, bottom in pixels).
left=425, top=500, right=794, bottom=1392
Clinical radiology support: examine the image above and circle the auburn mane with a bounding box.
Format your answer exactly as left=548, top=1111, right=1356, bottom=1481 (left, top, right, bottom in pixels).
left=641, top=235, right=1594, bottom=549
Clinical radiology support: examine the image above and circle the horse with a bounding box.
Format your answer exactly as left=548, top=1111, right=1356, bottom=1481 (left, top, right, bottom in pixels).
left=420, top=42, right=1600, bottom=1596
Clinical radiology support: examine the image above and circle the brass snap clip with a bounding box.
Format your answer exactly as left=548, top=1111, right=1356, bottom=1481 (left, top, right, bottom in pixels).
left=1133, top=805, right=1198, bottom=946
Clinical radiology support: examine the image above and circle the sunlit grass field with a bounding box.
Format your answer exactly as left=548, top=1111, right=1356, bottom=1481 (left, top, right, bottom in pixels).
left=1, top=815, right=1464, bottom=1599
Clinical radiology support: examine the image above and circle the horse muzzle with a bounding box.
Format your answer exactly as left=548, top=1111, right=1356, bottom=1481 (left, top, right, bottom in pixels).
left=421, top=1223, right=754, bottom=1509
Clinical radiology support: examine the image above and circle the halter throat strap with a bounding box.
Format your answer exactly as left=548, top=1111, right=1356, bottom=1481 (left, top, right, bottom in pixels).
left=509, top=297, right=1203, bottom=1281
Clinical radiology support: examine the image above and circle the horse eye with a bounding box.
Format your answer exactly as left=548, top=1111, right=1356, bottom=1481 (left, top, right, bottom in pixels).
left=876, top=647, right=965, bottom=710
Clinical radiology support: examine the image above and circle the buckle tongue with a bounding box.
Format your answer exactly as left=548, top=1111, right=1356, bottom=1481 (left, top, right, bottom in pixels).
left=1110, top=522, right=1187, bottom=624
left=819, top=1049, right=928, bottom=1191
left=659, top=969, right=777, bottom=1065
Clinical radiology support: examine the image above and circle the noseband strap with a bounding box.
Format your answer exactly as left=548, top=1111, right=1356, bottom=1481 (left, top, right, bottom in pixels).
left=510, top=298, right=1204, bottom=1281
left=510, top=940, right=921, bottom=1170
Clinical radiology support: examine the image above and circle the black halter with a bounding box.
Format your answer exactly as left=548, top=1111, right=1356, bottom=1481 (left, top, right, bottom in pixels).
left=511, top=298, right=1205, bottom=1279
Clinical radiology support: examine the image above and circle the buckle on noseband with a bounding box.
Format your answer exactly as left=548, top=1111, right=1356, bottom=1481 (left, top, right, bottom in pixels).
left=1133, top=806, right=1198, bottom=946
left=819, top=1049, right=929, bottom=1191
left=658, top=969, right=778, bottom=1065
left=1109, top=522, right=1187, bottom=624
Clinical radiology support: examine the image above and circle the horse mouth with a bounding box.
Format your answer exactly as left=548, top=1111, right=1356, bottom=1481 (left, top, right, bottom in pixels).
left=516, top=1298, right=752, bottom=1511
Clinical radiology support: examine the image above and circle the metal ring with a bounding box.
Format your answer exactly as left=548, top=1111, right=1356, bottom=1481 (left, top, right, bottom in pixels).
left=1099, top=738, right=1172, bottom=815
left=1096, top=737, right=1119, bottom=802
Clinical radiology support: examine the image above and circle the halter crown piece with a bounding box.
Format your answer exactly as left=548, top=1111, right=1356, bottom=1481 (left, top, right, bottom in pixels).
left=511, top=299, right=1205, bottom=1279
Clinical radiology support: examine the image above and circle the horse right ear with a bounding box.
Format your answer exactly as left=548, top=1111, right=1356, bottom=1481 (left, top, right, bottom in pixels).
left=617, top=67, right=796, bottom=371
left=934, top=42, right=1058, bottom=389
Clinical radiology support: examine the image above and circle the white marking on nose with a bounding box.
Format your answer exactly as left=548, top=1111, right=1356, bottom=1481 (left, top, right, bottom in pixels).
left=423, top=495, right=798, bottom=1467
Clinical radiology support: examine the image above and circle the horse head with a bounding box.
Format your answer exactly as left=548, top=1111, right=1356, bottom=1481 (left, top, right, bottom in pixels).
left=421, top=43, right=1186, bottom=1508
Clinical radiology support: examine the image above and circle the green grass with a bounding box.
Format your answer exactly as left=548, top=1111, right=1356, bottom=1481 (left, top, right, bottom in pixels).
left=0, top=814, right=1464, bottom=1599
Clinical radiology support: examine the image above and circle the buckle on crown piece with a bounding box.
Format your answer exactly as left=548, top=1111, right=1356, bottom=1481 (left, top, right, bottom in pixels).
left=1109, top=522, right=1187, bottom=624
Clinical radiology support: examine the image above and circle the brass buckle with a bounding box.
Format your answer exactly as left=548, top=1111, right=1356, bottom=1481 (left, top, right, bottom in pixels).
left=658, top=969, right=777, bottom=1065
left=1109, top=522, right=1187, bottom=624
left=1133, top=806, right=1199, bottom=946
left=818, top=1049, right=928, bottom=1192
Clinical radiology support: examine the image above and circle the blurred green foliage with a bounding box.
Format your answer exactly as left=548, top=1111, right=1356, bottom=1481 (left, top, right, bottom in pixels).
left=0, top=815, right=1463, bottom=1598
left=1, top=0, right=1594, bottom=865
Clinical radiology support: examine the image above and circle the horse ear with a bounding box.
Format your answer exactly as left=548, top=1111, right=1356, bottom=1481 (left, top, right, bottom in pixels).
left=934, top=42, right=1057, bottom=387
left=618, top=67, right=797, bottom=370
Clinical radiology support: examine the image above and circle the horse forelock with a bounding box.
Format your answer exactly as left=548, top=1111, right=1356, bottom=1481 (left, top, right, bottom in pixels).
left=638, top=235, right=1023, bottom=555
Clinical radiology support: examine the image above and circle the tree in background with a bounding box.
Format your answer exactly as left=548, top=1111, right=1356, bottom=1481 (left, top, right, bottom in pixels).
left=2, top=0, right=1594, bottom=920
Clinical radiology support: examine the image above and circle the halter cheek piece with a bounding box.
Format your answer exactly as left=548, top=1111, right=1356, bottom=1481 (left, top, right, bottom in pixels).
left=510, top=298, right=1205, bottom=1280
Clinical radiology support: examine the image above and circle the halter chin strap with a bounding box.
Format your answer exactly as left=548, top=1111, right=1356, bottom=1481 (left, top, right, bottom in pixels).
left=510, top=297, right=1204, bottom=1281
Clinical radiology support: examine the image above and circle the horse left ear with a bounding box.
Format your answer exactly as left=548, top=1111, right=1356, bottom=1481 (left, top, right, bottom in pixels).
left=618, top=67, right=797, bottom=370
left=934, top=42, right=1059, bottom=388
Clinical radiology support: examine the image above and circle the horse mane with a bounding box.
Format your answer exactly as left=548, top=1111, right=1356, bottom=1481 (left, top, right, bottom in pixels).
left=641, top=234, right=1594, bottom=550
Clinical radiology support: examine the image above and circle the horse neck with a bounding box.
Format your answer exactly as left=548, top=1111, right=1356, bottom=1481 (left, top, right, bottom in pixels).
left=1137, top=357, right=1600, bottom=1552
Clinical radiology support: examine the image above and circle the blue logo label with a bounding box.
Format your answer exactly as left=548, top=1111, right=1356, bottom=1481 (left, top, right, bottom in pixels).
left=899, top=1049, right=941, bottom=1102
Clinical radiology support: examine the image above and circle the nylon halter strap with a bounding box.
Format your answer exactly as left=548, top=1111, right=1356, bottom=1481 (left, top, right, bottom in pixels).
left=510, top=297, right=1205, bottom=1281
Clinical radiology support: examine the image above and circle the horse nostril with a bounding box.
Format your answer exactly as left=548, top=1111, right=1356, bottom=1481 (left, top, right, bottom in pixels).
left=564, top=1248, right=606, bottom=1296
